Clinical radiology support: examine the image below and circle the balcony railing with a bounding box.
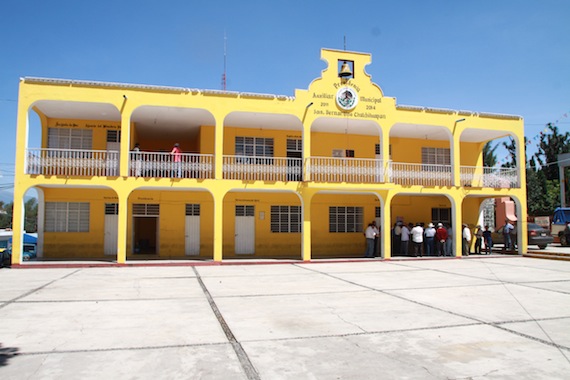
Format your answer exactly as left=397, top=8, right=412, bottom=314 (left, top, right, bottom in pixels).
left=130, top=152, right=213, bottom=179
left=26, top=148, right=119, bottom=177
left=307, top=157, right=385, bottom=183
left=388, top=162, right=452, bottom=186
left=460, top=166, right=519, bottom=188
left=223, top=156, right=302, bottom=181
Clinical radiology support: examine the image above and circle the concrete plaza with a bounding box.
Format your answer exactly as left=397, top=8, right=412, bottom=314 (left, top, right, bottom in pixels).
left=1, top=256, right=570, bottom=379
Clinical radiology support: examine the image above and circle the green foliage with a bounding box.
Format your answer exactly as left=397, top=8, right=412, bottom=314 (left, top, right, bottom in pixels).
left=527, top=123, right=570, bottom=215
left=483, top=141, right=498, bottom=167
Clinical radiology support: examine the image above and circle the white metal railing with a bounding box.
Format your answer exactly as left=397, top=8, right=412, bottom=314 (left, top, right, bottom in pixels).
left=26, top=148, right=119, bottom=176
left=307, top=157, right=385, bottom=183
left=460, top=166, right=519, bottom=188
left=388, top=162, right=452, bottom=186
left=223, top=156, right=302, bottom=181
left=130, top=152, right=213, bottom=179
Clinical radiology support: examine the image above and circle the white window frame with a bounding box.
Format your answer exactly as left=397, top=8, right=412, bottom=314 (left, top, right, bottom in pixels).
left=48, top=128, right=93, bottom=150
left=329, top=206, right=363, bottom=233
left=45, top=202, right=90, bottom=232
left=270, top=205, right=301, bottom=233
left=422, top=147, right=450, bottom=165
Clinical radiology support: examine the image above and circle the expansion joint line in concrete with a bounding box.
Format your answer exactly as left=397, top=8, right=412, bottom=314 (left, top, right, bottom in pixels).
left=0, top=269, right=81, bottom=310
left=293, top=264, right=570, bottom=355
left=192, top=267, right=261, bottom=380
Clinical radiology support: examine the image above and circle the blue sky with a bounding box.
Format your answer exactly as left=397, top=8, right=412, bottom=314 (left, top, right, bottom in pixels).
left=1, top=0, right=569, bottom=201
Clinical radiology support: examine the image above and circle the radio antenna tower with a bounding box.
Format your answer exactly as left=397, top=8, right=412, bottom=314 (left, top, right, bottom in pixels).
left=221, top=32, right=227, bottom=90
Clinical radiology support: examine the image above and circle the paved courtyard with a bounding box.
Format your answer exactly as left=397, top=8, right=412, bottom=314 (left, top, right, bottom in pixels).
left=1, top=256, right=570, bottom=379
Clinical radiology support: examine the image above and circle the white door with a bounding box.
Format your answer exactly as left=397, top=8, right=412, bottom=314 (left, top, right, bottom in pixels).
left=235, top=205, right=255, bottom=254
left=104, top=204, right=119, bottom=256
left=106, top=135, right=120, bottom=176
left=185, top=215, right=200, bottom=255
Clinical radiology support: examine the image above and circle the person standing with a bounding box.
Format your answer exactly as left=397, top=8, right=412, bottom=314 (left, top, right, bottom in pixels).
left=462, top=224, right=472, bottom=256
left=445, top=224, right=454, bottom=256
left=424, top=223, right=436, bottom=256
left=474, top=225, right=483, bottom=254
left=503, top=219, right=514, bottom=251
left=435, top=223, right=448, bottom=256
left=364, top=223, right=377, bottom=258
left=411, top=223, right=424, bottom=257
left=482, top=225, right=493, bottom=254
left=171, top=143, right=182, bottom=178
left=393, top=222, right=402, bottom=255
left=400, top=223, right=410, bottom=256
left=371, top=221, right=380, bottom=257
left=132, top=143, right=142, bottom=177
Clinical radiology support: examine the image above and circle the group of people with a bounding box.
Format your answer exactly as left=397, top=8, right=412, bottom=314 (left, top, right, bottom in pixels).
left=392, top=221, right=454, bottom=257
left=389, top=221, right=498, bottom=257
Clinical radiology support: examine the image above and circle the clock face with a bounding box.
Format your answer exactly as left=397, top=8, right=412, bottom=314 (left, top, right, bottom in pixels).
left=336, top=86, right=358, bottom=111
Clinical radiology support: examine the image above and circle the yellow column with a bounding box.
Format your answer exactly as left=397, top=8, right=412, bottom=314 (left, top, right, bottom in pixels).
left=11, top=83, right=30, bottom=265
left=382, top=123, right=392, bottom=183
left=212, top=189, right=225, bottom=262
left=382, top=192, right=394, bottom=259
left=453, top=195, right=463, bottom=257
left=10, top=187, right=26, bottom=265
left=451, top=130, right=461, bottom=187
left=301, top=189, right=315, bottom=261
left=120, top=106, right=133, bottom=177
left=116, top=188, right=130, bottom=264
left=213, top=114, right=225, bottom=180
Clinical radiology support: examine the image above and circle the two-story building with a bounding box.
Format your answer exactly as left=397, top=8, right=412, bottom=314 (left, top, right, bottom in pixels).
left=10, top=48, right=527, bottom=264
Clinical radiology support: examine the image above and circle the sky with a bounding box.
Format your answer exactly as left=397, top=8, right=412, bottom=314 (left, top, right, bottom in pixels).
left=0, top=0, right=569, bottom=202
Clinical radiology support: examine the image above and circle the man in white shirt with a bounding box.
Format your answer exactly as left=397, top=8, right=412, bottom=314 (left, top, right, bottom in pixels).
left=364, top=223, right=377, bottom=258
left=462, top=223, right=472, bottom=256
left=400, top=223, right=411, bottom=256
left=411, top=223, right=424, bottom=257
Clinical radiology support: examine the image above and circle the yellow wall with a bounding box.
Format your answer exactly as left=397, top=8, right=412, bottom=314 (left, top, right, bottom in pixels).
left=311, top=132, right=379, bottom=158
left=390, top=138, right=450, bottom=163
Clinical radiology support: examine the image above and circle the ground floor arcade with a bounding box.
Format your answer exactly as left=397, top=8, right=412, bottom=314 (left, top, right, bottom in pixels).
left=12, top=184, right=527, bottom=264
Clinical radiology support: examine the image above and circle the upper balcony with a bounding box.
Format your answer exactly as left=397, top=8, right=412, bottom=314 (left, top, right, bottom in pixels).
left=24, top=148, right=520, bottom=189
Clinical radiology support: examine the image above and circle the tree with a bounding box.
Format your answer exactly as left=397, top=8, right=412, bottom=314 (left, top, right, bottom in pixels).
left=526, top=123, right=570, bottom=215
left=534, top=123, right=570, bottom=181
left=0, top=202, right=13, bottom=229
left=482, top=141, right=498, bottom=167
left=24, top=198, right=38, bottom=233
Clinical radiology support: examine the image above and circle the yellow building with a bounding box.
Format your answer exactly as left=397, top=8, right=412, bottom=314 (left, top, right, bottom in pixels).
left=11, top=48, right=527, bottom=264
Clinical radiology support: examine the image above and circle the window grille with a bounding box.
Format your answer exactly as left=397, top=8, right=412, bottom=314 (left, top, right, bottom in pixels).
left=235, top=205, right=255, bottom=217
left=132, top=204, right=160, bottom=216
left=105, top=203, right=119, bottom=215
left=45, top=202, right=90, bottom=232
left=329, top=206, right=363, bottom=233
left=431, top=208, right=451, bottom=224
left=47, top=128, right=93, bottom=150
left=270, top=205, right=301, bottom=233
left=185, top=204, right=200, bottom=216
left=422, top=147, right=450, bottom=165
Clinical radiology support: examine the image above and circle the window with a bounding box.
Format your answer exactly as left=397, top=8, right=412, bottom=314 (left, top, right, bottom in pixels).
left=271, top=205, right=301, bottom=233
left=432, top=208, right=451, bottom=224
left=345, top=150, right=355, bottom=158
left=375, top=206, right=381, bottom=218
left=106, top=130, right=121, bottom=143
left=236, top=205, right=255, bottom=217
left=132, top=204, right=159, bottom=216
left=422, top=147, right=450, bottom=166
left=185, top=204, right=200, bottom=216
left=48, top=128, right=93, bottom=150
left=45, top=202, right=90, bottom=232
left=235, top=137, right=274, bottom=163
left=105, top=203, right=119, bottom=215
left=329, top=206, right=363, bottom=233
left=287, top=139, right=302, bottom=152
